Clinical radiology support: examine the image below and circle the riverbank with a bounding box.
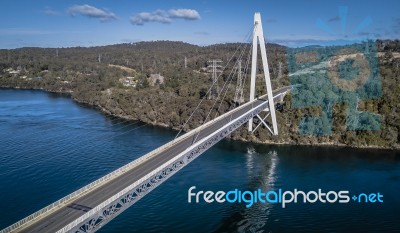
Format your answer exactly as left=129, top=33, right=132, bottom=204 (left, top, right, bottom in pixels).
left=2, top=86, right=397, bottom=150
left=1, top=88, right=399, bottom=232
left=1, top=40, right=400, bottom=149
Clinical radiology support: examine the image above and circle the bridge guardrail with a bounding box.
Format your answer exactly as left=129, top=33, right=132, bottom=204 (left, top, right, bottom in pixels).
left=0, top=119, right=205, bottom=232
left=56, top=91, right=274, bottom=232
left=1, top=86, right=290, bottom=233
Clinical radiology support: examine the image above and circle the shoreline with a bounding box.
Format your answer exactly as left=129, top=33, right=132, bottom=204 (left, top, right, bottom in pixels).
left=1, top=86, right=398, bottom=151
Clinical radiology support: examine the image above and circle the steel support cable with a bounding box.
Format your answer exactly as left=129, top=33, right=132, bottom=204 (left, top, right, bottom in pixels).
left=213, top=66, right=239, bottom=119
left=192, top=40, right=253, bottom=142
left=239, top=42, right=253, bottom=106
left=174, top=32, right=252, bottom=139
left=212, top=44, right=249, bottom=120
left=174, top=25, right=255, bottom=139
left=192, top=35, right=253, bottom=143
left=1, top=26, right=252, bottom=175
left=215, top=42, right=252, bottom=117
left=233, top=39, right=252, bottom=105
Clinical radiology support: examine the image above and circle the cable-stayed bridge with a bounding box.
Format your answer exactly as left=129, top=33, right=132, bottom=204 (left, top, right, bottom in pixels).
left=1, top=12, right=291, bottom=233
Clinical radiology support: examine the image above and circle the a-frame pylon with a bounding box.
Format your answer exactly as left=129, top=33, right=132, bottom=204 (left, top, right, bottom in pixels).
left=248, top=12, right=278, bottom=135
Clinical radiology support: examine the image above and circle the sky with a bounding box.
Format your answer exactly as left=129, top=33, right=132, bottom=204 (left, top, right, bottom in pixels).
left=0, top=0, right=399, bottom=48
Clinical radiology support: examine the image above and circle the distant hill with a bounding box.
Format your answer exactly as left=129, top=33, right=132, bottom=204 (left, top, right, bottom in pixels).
left=0, top=41, right=286, bottom=76
left=0, top=40, right=399, bottom=149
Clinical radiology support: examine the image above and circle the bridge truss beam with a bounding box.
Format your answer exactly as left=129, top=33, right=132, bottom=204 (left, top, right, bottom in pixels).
left=58, top=94, right=280, bottom=233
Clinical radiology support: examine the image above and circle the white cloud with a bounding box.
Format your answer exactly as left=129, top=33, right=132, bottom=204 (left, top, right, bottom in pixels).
left=168, top=9, right=200, bottom=20
left=130, top=10, right=171, bottom=25
left=68, top=4, right=117, bottom=22
left=130, top=8, right=200, bottom=26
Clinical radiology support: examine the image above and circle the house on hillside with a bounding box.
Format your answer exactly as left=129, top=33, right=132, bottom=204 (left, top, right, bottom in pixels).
left=119, top=76, right=137, bottom=87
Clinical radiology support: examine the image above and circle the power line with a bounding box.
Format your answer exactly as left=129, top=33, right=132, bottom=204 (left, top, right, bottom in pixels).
left=240, top=43, right=253, bottom=105
left=234, top=59, right=244, bottom=104
left=194, top=36, right=253, bottom=142
left=207, top=59, right=223, bottom=99
left=214, top=41, right=251, bottom=119
left=184, top=56, right=187, bottom=69
left=278, top=61, right=282, bottom=79
left=174, top=25, right=255, bottom=140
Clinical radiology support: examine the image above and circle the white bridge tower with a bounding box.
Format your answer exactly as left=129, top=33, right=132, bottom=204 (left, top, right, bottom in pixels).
left=248, top=12, right=278, bottom=135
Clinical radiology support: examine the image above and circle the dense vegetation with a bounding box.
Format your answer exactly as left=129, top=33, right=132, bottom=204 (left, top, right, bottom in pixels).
left=0, top=40, right=399, bottom=149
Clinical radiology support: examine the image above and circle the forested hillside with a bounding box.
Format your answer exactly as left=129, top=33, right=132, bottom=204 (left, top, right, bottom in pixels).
left=0, top=40, right=399, bottom=149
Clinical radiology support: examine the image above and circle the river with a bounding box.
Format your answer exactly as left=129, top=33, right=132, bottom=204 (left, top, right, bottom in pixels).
left=0, top=88, right=399, bottom=232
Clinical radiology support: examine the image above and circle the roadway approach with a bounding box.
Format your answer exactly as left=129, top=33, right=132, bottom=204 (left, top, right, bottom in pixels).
left=3, top=86, right=290, bottom=233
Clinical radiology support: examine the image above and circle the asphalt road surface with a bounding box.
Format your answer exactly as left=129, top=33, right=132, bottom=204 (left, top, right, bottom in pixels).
left=12, top=87, right=290, bottom=233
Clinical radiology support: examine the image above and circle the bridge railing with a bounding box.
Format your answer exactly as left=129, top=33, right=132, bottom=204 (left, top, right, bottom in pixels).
left=57, top=90, right=278, bottom=232
left=1, top=123, right=204, bottom=233
left=1, top=86, right=290, bottom=233
left=1, top=94, right=255, bottom=233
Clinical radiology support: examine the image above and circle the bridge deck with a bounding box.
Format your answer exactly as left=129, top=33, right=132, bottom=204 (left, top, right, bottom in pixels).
left=11, top=87, right=289, bottom=233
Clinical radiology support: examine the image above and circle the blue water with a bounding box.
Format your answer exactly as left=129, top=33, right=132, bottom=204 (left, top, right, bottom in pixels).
left=0, top=88, right=399, bottom=232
